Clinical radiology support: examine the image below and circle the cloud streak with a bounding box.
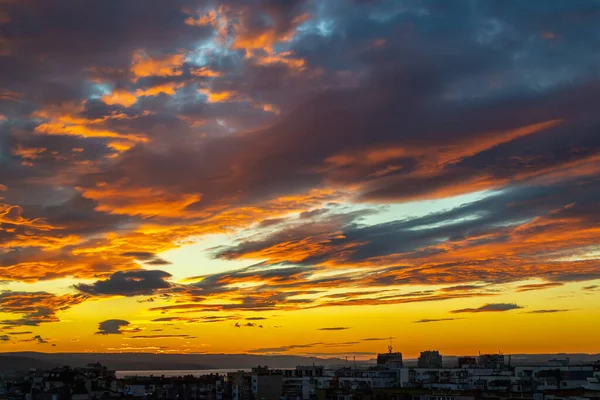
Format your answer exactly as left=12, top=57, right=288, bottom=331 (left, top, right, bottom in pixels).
left=318, top=327, right=350, bottom=331
left=451, top=303, right=523, bottom=314
left=414, top=318, right=461, bottom=324
left=525, top=309, right=573, bottom=314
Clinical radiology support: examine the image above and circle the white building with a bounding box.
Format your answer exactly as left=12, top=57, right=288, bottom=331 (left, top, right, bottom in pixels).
left=123, top=383, right=151, bottom=397
left=584, top=371, right=600, bottom=391
left=337, top=367, right=399, bottom=390
left=515, top=364, right=595, bottom=391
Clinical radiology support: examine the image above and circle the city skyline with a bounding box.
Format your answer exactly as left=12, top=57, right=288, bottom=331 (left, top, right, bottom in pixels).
left=1, top=0, right=600, bottom=357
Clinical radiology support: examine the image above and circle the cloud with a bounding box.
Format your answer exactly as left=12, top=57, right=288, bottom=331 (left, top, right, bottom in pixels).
left=361, top=337, right=394, bottom=342
left=525, top=309, right=573, bottom=314
left=248, top=339, right=367, bottom=353
left=31, top=335, right=49, bottom=344
left=0, top=291, right=87, bottom=327
left=451, top=303, right=523, bottom=314
left=248, top=343, right=323, bottom=353
left=148, top=271, right=499, bottom=314
left=583, top=285, right=599, bottom=291
left=152, top=315, right=240, bottom=324
left=137, top=297, right=155, bottom=303
left=20, top=335, right=51, bottom=344
left=515, top=282, right=563, bottom=292
left=121, top=252, right=171, bottom=266
left=75, top=270, right=172, bottom=297
left=1, top=0, right=600, bottom=346
left=317, top=327, right=350, bottom=331
left=152, top=317, right=187, bottom=322
left=299, top=351, right=376, bottom=357
left=144, top=258, right=172, bottom=266
left=414, top=318, right=461, bottom=323
left=210, top=178, right=600, bottom=294
left=128, top=334, right=195, bottom=339
left=120, top=252, right=157, bottom=260
left=96, top=319, right=130, bottom=335
left=441, top=285, right=487, bottom=292
left=258, top=218, right=287, bottom=228
left=234, top=322, right=263, bottom=328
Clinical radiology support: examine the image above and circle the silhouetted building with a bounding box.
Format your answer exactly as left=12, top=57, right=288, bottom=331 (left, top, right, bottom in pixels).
left=377, top=344, right=403, bottom=368
left=477, top=354, right=505, bottom=369
left=418, top=351, right=442, bottom=369
left=229, top=371, right=253, bottom=400
left=250, top=367, right=283, bottom=400
left=458, top=356, right=477, bottom=368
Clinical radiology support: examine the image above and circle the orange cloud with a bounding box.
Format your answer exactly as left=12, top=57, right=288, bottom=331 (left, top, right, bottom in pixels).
left=190, top=67, right=222, bottom=77
left=219, top=231, right=364, bottom=266
left=131, top=50, right=186, bottom=81
left=2, top=234, right=82, bottom=251
left=435, top=119, right=563, bottom=167
left=259, top=103, right=280, bottom=114
left=184, top=9, right=219, bottom=27
left=11, top=145, right=47, bottom=166
left=198, top=88, right=240, bottom=103
left=0, top=187, right=327, bottom=283
left=185, top=6, right=308, bottom=58
left=101, top=83, right=185, bottom=107
left=102, top=89, right=138, bottom=107
left=253, top=51, right=306, bottom=71
left=137, top=82, right=185, bottom=97
left=0, top=291, right=87, bottom=327
left=80, top=183, right=202, bottom=218
left=0, top=203, right=58, bottom=231
left=32, top=102, right=148, bottom=149
left=231, top=13, right=310, bottom=52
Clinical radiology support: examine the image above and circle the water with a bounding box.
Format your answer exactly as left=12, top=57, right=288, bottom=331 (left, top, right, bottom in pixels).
left=116, top=369, right=250, bottom=378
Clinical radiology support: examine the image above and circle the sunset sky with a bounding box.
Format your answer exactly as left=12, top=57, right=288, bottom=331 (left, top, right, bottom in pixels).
left=1, top=0, right=600, bottom=358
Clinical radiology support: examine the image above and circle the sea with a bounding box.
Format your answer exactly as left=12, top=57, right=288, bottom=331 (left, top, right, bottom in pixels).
left=116, top=369, right=250, bottom=378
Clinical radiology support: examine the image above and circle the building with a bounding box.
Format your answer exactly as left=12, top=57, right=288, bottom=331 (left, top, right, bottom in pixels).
left=2, top=356, right=600, bottom=400
left=228, top=371, right=253, bottom=400
left=377, top=344, right=403, bottom=368
left=282, top=366, right=330, bottom=400
left=251, top=367, right=283, bottom=400
left=477, top=354, right=505, bottom=369
left=457, top=357, right=477, bottom=369
left=337, top=367, right=399, bottom=390
left=515, top=363, right=596, bottom=391
left=586, top=370, right=600, bottom=391
left=418, top=351, right=443, bottom=369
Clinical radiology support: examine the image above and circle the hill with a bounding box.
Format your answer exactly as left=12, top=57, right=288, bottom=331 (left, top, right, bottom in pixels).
left=0, top=352, right=348, bottom=372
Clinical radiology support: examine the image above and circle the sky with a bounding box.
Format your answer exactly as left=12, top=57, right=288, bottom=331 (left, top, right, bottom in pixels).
left=1, top=0, right=600, bottom=358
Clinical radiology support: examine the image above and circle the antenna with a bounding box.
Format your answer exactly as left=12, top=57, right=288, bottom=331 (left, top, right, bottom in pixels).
left=388, top=337, right=393, bottom=354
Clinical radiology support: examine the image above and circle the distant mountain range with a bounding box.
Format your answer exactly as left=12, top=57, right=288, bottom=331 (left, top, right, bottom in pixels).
left=0, top=352, right=350, bottom=375
left=1, top=352, right=598, bottom=376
